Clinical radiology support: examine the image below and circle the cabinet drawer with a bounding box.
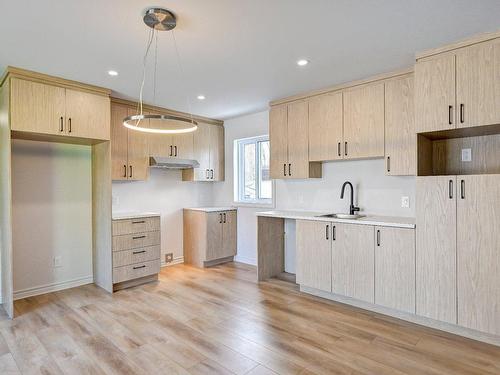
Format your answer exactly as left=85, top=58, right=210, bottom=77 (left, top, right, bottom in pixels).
left=113, top=259, right=160, bottom=284
left=112, top=216, right=160, bottom=235
left=113, top=245, right=160, bottom=268
left=112, top=231, right=160, bottom=251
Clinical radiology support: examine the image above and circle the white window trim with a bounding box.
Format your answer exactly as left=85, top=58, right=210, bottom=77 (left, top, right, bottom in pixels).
left=233, top=135, right=274, bottom=208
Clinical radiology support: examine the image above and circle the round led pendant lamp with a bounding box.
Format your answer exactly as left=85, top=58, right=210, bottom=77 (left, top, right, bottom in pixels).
left=123, top=7, right=198, bottom=134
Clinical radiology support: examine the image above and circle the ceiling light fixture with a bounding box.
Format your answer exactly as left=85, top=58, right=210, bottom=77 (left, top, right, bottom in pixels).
left=123, top=7, right=198, bottom=134
left=197, top=95, right=205, bottom=100
left=108, top=70, right=119, bottom=76
left=297, top=59, right=309, bottom=66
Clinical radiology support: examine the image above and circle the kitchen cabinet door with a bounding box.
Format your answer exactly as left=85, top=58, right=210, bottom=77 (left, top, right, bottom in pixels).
left=287, top=100, right=310, bottom=178
left=173, top=132, right=194, bottom=159
left=65, top=88, right=110, bottom=140
left=385, top=76, right=416, bottom=175
left=415, top=54, right=456, bottom=133
left=457, top=174, right=500, bottom=335
left=332, top=223, right=374, bottom=303
left=148, top=112, right=173, bottom=157
left=126, top=107, right=149, bottom=181
left=296, top=219, right=332, bottom=292
left=308, top=92, right=343, bottom=161
left=10, top=78, right=65, bottom=135
left=111, top=104, right=129, bottom=180
left=222, top=210, right=237, bottom=258
left=209, top=124, right=224, bottom=181
left=375, top=226, right=415, bottom=313
left=206, top=212, right=223, bottom=261
left=269, top=104, right=288, bottom=179
left=191, top=123, right=211, bottom=181
left=456, top=39, right=500, bottom=129
left=343, top=83, right=384, bottom=159
left=416, top=176, right=457, bottom=324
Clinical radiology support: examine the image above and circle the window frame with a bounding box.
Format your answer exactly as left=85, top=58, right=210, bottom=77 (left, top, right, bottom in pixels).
left=234, top=135, right=274, bottom=207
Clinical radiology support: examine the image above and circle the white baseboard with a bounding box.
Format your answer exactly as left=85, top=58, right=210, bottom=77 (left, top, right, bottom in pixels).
left=13, top=275, right=94, bottom=300
left=234, top=254, right=257, bottom=266
left=161, top=255, right=184, bottom=267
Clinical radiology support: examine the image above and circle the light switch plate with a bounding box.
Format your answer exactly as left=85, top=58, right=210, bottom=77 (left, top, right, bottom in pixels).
left=165, top=253, right=173, bottom=263
left=401, top=196, right=410, bottom=208
left=461, top=148, right=472, bottom=162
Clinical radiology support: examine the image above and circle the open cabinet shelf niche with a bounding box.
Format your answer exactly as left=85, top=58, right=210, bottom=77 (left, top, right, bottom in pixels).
left=417, top=124, right=500, bottom=176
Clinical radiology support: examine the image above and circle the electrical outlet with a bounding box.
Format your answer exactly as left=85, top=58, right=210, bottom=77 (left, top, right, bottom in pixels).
left=461, top=148, right=472, bottom=162
left=401, top=196, right=410, bottom=208
left=53, top=256, right=62, bottom=268
left=165, top=253, right=173, bottom=263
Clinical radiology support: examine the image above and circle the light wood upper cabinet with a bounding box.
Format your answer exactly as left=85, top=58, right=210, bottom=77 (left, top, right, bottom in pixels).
left=65, top=88, right=110, bottom=140
left=148, top=116, right=194, bottom=159
left=296, top=219, right=332, bottom=292
left=10, top=78, right=110, bottom=141
left=385, top=76, right=416, bottom=175
left=269, top=104, right=288, bottom=179
left=415, top=54, right=456, bottom=133
left=416, top=176, right=457, bottom=324
left=287, top=100, right=310, bottom=178
left=375, top=226, right=415, bottom=313
left=173, top=132, right=194, bottom=159
left=343, top=83, right=384, bottom=159
left=10, top=78, right=65, bottom=135
left=110, top=103, right=149, bottom=181
left=456, top=39, right=500, bottom=129
left=182, top=123, right=224, bottom=181
left=308, top=92, right=343, bottom=162
left=332, top=223, right=375, bottom=303
left=457, top=174, right=500, bottom=335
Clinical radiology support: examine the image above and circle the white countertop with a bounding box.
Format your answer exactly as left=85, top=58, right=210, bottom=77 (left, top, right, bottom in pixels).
left=112, top=211, right=161, bottom=220
left=256, top=210, right=415, bottom=229
left=184, top=207, right=237, bottom=213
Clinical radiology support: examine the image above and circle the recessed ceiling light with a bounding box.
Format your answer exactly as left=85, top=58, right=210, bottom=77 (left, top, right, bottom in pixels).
left=197, top=95, right=206, bottom=100
left=108, top=70, right=119, bottom=76
left=296, top=59, right=309, bottom=67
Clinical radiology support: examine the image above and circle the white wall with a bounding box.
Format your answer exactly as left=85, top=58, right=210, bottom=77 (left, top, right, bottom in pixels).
left=11, top=140, right=93, bottom=297
left=112, top=169, right=214, bottom=263
left=213, top=110, right=416, bottom=266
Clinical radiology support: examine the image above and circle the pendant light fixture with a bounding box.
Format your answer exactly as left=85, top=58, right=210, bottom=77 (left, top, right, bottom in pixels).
left=123, top=7, right=198, bottom=134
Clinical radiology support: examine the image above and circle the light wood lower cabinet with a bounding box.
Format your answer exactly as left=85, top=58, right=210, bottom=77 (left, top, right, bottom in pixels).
left=375, top=226, right=415, bottom=313
left=183, top=209, right=237, bottom=267
left=457, top=174, right=500, bottom=335
left=296, top=220, right=332, bottom=292
left=332, top=223, right=375, bottom=303
left=416, top=176, right=457, bottom=324
left=111, top=215, right=161, bottom=288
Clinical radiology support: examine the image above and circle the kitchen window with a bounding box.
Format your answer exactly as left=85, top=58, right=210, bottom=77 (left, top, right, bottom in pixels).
left=234, top=135, right=273, bottom=205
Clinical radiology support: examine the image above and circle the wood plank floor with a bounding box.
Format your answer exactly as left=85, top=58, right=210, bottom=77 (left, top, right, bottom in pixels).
left=2, top=262, right=500, bottom=374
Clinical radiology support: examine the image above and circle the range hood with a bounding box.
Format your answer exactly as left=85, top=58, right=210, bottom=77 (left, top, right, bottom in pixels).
left=149, top=156, right=199, bottom=170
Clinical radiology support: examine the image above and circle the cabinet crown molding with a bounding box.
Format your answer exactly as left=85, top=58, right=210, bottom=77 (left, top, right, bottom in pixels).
left=1, top=66, right=111, bottom=97
left=415, top=29, right=500, bottom=60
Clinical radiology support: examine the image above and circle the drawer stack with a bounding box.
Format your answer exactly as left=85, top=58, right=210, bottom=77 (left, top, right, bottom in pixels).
left=112, top=215, right=161, bottom=285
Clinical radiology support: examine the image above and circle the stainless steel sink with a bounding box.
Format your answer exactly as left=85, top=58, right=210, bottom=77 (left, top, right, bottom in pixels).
left=317, top=213, right=365, bottom=219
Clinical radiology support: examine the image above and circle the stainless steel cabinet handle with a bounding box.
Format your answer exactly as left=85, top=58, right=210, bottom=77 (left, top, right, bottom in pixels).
left=326, top=224, right=329, bottom=240
left=345, top=142, right=348, bottom=156
left=129, top=165, right=133, bottom=178
left=60, top=116, right=64, bottom=132
left=448, top=105, right=453, bottom=125
left=132, top=220, right=145, bottom=224
left=68, top=118, right=72, bottom=133
left=283, top=164, right=286, bottom=176
left=461, top=179, right=465, bottom=199
left=223, top=212, right=226, bottom=223
left=332, top=225, right=336, bottom=241
left=288, top=163, right=291, bottom=176
left=376, top=229, right=381, bottom=247
left=132, top=235, right=146, bottom=240
left=337, top=142, right=341, bottom=157
left=449, top=179, right=453, bottom=199
left=133, top=250, right=146, bottom=254
left=123, top=165, right=127, bottom=178
left=174, top=145, right=178, bottom=157
left=133, top=265, right=146, bottom=270
left=387, top=156, right=390, bottom=172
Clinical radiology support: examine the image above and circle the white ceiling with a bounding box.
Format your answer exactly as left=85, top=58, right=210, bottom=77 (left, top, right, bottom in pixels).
left=1, top=1, right=499, bottom=120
